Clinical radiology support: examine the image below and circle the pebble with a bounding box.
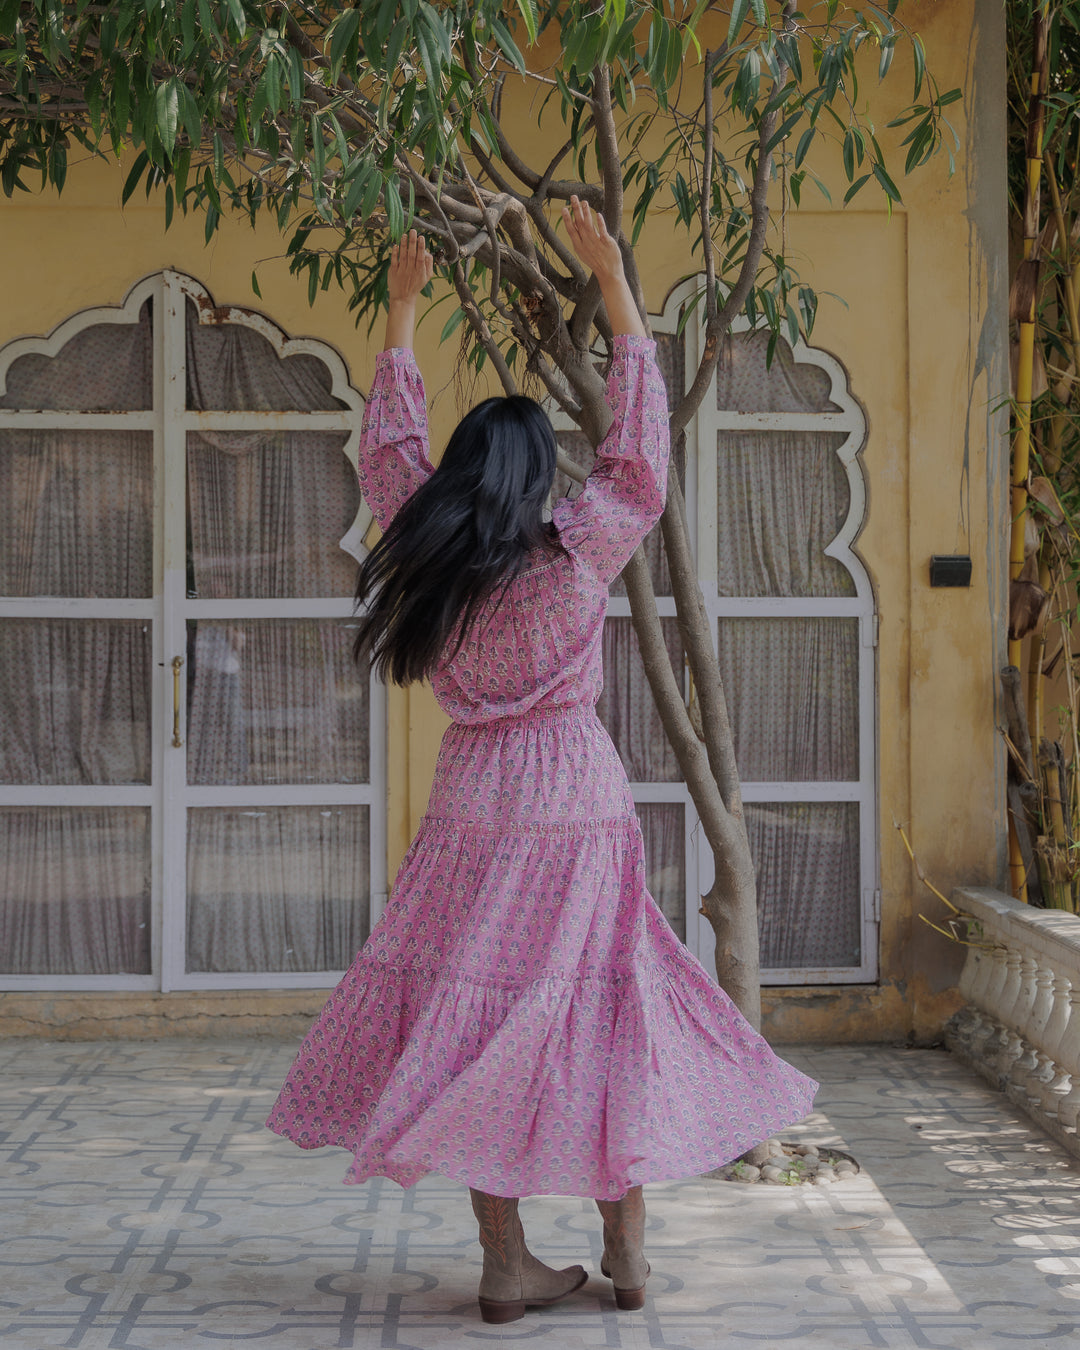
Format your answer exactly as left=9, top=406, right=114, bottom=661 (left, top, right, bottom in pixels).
left=795, top=1144, right=819, bottom=1158
left=732, top=1165, right=760, bottom=1183
left=813, top=1171, right=836, bottom=1185
left=760, top=1165, right=785, bottom=1182
left=835, top=1161, right=858, bottom=1176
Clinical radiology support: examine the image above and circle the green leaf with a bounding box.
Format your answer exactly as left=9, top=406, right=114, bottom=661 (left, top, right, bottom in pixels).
left=386, top=182, right=405, bottom=238
left=287, top=46, right=304, bottom=102
left=362, top=172, right=383, bottom=219
left=155, top=78, right=181, bottom=156
left=727, top=0, right=750, bottom=45
left=843, top=171, right=871, bottom=203
left=343, top=165, right=369, bottom=219
left=440, top=305, right=467, bottom=342
left=912, top=34, right=925, bottom=99
left=872, top=161, right=902, bottom=203
left=842, top=128, right=855, bottom=181
left=224, top=0, right=247, bottom=37
left=513, top=0, right=539, bottom=44
left=177, top=83, right=202, bottom=147
left=879, top=35, right=895, bottom=80
left=251, top=268, right=262, bottom=299
left=490, top=16, right=526, bottom=75
left=180, top=0, right=196, bottom=54
left=329, top=7, right=361, bottom=74
left=121, top=150, right=150, bottom=205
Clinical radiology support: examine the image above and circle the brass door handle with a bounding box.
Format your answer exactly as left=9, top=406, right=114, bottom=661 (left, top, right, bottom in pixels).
left=171, top=655, right=184, bottom=748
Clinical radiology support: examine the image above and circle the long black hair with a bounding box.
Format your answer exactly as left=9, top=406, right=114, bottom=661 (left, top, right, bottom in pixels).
left=352, top=393, right=564, bottom=685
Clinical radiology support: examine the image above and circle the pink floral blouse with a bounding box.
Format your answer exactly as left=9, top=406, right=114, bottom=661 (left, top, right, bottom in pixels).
left=356, top=335, right=670, bottom=723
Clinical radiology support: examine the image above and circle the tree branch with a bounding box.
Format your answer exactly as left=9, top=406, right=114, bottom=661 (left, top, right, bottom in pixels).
left=671, top=1, right=796, bottom=441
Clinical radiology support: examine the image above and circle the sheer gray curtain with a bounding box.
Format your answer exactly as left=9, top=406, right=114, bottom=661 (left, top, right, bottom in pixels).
left=716, top=332, right=862, bottom=970
left=0, top=308, right=154, bottom=975
left=186, top=806, right=368, bottom=973
left=183, top=304, right=370, bottom=973
left=749, top=802, right=860, bottom=968
left=187, top=619, right=368, bottom=787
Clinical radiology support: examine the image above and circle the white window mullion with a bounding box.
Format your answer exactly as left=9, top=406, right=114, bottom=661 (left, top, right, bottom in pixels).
left=160, top=272, right=190, bottom=993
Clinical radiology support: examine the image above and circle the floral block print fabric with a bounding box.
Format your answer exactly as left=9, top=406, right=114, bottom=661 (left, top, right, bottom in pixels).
left=266, top=337, right=818, bottom=1199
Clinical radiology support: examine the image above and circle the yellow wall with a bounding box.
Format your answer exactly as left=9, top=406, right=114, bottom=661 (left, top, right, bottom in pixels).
left=0, top=0, right=1007, bottom=1042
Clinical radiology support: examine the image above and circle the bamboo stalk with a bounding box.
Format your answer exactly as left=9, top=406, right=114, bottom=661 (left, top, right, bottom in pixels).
left=1009, top=6, right=1049, bottom=670
left=1039, top=739, right=1073, bottom=911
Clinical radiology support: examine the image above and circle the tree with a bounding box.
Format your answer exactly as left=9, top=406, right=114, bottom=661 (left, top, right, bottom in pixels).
left=0, top=0, right=959, bottom=1025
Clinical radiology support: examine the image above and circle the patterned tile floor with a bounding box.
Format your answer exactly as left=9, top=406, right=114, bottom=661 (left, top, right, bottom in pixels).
left=2, top=1039, right=1079, bottom=1350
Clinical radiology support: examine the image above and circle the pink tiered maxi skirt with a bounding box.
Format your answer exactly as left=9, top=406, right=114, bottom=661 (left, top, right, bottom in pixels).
left=266, top=705, right=817, bottom=1199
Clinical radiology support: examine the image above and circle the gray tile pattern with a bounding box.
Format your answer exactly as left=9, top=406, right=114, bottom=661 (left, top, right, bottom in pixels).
left=2, top=1040, right=1079, bottom=1348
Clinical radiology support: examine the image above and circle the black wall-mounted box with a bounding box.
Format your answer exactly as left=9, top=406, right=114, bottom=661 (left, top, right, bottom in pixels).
left=929, top=555, right=973, bottom=588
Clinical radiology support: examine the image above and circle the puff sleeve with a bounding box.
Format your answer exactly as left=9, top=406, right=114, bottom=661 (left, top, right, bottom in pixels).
left=551, top=335, right=670, bottom=583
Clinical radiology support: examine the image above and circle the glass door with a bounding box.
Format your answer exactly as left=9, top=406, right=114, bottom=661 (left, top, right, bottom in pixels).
left=0, top=273, right=385, bottom=991
left=160, top=274, right=385, bottom=990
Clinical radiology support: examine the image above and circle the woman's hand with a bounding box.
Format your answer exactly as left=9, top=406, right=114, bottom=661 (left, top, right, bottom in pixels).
left=388, top=230, right=434, bottom=305
left=384, top=229, right=434, bottom=351
left=561, top=194, right=646, bottom=339
left=561, top=195, right=624, bottom=283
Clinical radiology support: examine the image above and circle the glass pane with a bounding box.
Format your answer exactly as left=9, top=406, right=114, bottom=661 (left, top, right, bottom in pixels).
left=187, top=619, right=369, bottom=786
left=750, top=802, right=860, bottom=969
left=186, top=431, right=359, bottom=599
left=0, top=620, right=152, bottom=785
left=716, top=430, right=855, bottom=598
left=0, top=431, right=153, bottom=597
left=598, top=617, right=683, bottom=783
left=655, top=332, right=685, bottom=409
left=716, top=329, right=840, bottom=414
left=186, top=805, right=369, bottom=972
left=638, top=802, right=685, bottom=941
left=0, top=807, right=151, bottom=974
left=717, top=618, right=858, bottom=782
left=185, top=300, right=348, bottom=411
left=0, top=301, right=153, bottom=411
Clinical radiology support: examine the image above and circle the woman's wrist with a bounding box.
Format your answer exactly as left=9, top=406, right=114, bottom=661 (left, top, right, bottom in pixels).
left=383, top=298, right=419, bottom=351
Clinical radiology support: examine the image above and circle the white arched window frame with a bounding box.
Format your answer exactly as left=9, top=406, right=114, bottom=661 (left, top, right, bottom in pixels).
left=662, top=278, right=877, bottom=984
left=577, top=279, right=877, bottom=985
left=0, top=270, right=387, bottom=992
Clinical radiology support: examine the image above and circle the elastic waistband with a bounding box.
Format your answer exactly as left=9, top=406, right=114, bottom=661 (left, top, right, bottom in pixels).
left=450, top=704, right=595, bottom=730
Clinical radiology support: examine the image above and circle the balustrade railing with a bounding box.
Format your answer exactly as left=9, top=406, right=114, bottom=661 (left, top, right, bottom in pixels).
left=946, top=886, right=1080, bottom=1157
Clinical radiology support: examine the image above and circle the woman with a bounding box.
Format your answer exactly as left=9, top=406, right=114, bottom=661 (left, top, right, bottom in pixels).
left=266, top=199, right=817, bottom=1324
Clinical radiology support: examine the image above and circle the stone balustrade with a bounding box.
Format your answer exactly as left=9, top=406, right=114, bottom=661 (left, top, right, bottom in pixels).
left=945, top=885, right=1080, bottom=1159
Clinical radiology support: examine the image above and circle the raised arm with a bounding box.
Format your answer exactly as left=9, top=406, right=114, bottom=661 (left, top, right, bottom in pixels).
left=356, top=232, right=437, bottom=531
left=552, top=199, right=669, bottom=582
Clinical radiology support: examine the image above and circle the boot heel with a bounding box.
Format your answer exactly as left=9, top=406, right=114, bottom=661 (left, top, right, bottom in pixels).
left=477, top=1296, right=526, bottom=1324
left=613, top=1284, right=646, bottom=1311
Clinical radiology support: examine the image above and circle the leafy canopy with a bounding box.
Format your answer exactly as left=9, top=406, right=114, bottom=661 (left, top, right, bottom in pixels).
left=0, top=1, right=960, bottom=383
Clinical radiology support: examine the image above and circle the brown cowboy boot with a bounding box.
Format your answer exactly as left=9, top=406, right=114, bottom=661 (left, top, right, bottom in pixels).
left=469, top=1189, right=588, bottom=1324
left=595, top=1185, right=649, bottom=1310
